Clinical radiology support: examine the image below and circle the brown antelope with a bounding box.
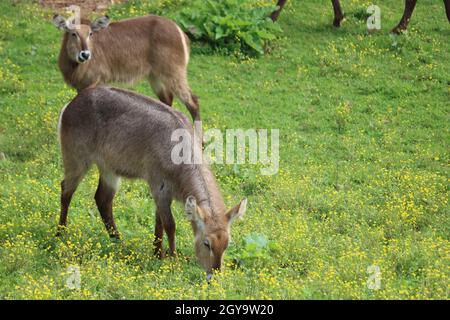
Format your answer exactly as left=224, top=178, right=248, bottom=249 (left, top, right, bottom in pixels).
left=52, top=14, right=200, bottom=121
left=57, top=86, right=246, bottom=278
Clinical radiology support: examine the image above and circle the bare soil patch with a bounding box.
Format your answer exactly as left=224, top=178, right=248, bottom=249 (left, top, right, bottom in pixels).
left=38, top=0, right=127, bottom=13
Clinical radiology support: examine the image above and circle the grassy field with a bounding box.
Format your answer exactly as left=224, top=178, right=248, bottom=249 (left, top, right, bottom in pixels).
left=0, top=0, right=449, bottom=299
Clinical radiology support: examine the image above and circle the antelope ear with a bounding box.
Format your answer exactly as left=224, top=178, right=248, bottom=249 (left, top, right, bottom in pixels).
left=53, top=15, right=69, bottom=31
left=185, top=196, right=205, bottom=222
left=91, top=15, right=110, bottom=31
left=226, top=198, right=247, bottom=224
left=185, top=196, right=197, bottom=218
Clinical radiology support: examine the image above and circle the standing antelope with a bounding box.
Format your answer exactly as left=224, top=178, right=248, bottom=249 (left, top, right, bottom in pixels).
left=52, top=14, right=200, bottom=121
left=57, top=86, right=246, bottom=278
left=271, top=0, right=450, bottom=34
left=332, top=0, right=450, bottom=34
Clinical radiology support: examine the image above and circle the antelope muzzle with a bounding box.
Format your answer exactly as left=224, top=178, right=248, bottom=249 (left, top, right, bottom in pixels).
left=77, top=50, right=91, bottom=63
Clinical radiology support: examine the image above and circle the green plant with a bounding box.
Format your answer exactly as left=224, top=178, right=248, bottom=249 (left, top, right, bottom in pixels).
left=335, top=101, right=352, bottom=133
left=174, top=0, right=281, bottom=56
left=241, top=233, right=271, bottom=260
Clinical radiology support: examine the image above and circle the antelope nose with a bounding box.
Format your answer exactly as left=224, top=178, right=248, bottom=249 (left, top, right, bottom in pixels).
left=79, top=50, right=91, bottom=61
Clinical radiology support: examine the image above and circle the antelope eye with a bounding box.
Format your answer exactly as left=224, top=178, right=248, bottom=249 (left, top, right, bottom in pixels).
left=203, top=239, right=210, bottom=249
left=89, top=32, right=93, bottom=37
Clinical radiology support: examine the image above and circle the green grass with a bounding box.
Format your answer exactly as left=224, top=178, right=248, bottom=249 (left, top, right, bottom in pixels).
left=0, top=0, right=449, bottom=299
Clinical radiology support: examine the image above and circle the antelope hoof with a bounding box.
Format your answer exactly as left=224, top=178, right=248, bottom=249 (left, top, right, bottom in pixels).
left=109, top=232, right=121, bottom=241
left=154, top=248, right=164, bottom=259
left=333, top=16, right=344, bottom=27
left=55, top=225, right=66, bottom=237
left=391, top=27, right=405, bottom=35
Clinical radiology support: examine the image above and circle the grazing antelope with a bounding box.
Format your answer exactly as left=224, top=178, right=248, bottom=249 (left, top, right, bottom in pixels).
left=57, top=86, right=246, bottom=277
left=52, top=14, right=200, bottom=121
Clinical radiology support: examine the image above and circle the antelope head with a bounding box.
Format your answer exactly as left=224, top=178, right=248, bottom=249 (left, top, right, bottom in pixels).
left=185, top=196, right=247, bottom=280
left=52, top=14, right=110, bottom=63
